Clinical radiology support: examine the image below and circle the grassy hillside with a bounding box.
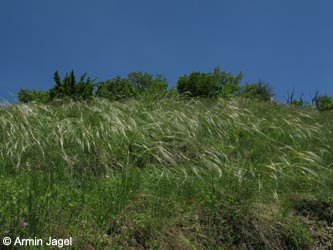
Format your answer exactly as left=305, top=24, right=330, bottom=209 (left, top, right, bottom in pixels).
left=0, top=98, right=332, bottom=249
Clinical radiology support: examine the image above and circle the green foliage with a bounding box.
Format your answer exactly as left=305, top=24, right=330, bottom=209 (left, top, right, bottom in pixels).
left=75, top=73, right=95, bottom=100
left=95, top=76, right=136, bottom=101
left=15, top=68, right=333, bottom=115
left=286, top=89, right=305, bottom=107
left=127, top=72, right=168, bottom=98
left=49, top=70, right=95, bottom=101
left=239, top=81, right=274, bottom=101
left=213, top=66, right=243, bottom=97
left=177, top=72, right=222, bottom=97
left=146, top=74, right=168, bottom=95
left=127, top=72, right=154, bottom=90
left=313, top=94, right=333, bottom=111
left=176, top=67, right=242, bottom=97
left=165, top=87, right=179, bottom=98
left=291, top=99, right=304, bottom=107
left=17, top=88, right=50, bottom=103
left=96, top=72, right=168, bottom=101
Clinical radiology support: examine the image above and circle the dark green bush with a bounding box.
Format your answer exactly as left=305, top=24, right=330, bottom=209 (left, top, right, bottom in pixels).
left=95, top=77, right=136, bottom=101
left=18, top=71, right=95, bottom=103
left=17, top=88, right=50, bottom=103
left=96, top=72, right=168, bottom=101
left=16, top=68, right=333, bottom=111
left=127, top=72, right=168, bottom=97
left=127, top=72, right=154, bottom=91
left=176, top=67, right=242, bottom=97
left=213, top=66, right=243, bottom=97
left=176, top=72, right=221, bottom=97
left=138, top=74, right=168, bottom=99
left=49, top=71, right=95, bottom=101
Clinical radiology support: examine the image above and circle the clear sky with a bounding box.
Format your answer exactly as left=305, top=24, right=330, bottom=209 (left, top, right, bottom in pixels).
left=1, top=0, right=332, bottom=102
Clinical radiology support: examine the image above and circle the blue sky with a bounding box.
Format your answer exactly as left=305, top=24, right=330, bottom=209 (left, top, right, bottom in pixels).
left=1, top=0, right=332, bottom=102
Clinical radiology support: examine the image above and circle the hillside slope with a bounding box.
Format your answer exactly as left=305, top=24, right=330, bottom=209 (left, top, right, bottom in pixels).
left=0, top=98, right=332, bottom=249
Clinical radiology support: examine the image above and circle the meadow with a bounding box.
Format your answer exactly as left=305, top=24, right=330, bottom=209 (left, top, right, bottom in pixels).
left=0, top=97, right=332, bottom=249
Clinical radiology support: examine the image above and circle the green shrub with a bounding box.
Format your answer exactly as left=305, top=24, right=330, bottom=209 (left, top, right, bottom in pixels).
left=138, top=74, right=168, bottom=99
left=286, top=90, right=305, bottom=107
left=176, top=67, right=242, bottom=97
left=127, top=72, right=168, bottom=97
left=176, top=72, right=221, bottom=97
left=96, top=72, right=168, bottom=101
left=127, top=72, right=154, bottom=91
left=17, top=88, right=50, bottom=103
left=96, top=76, right=136, bottom=101
left=314, top=94, right=333, bottom=111
left=291, top=99, right=304, bottom=107
left=213, top=66, right=243, bottom=97
left=239, top=81, right=273, bottom=101
left=49, top=70, right=95, bottom=101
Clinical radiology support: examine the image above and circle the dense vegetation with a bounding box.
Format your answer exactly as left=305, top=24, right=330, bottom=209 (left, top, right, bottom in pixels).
left=17, top=67, right=333, bottom=111
left=1, top=68, right=332, bottom=249
left=0, top=96, right=332, bottom=249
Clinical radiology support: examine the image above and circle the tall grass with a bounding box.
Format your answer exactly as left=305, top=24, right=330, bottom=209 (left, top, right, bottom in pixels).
left=0, top=97, right=332, bottom=249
